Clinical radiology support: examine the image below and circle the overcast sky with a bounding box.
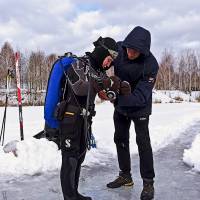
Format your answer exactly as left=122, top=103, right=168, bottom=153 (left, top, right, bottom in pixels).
left=0, top=0, right=200, bottom=59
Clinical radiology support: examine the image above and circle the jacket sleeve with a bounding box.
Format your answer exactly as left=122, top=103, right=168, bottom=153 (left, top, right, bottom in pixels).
left=118, top=62, right=159, bottom=107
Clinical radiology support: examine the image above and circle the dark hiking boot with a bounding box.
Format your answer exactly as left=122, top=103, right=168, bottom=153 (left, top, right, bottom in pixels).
left=140, top=179, right=154, bottom=200
left=77, top=193, right=92, bottom=200
left=107, top=172, right=134, bottom=188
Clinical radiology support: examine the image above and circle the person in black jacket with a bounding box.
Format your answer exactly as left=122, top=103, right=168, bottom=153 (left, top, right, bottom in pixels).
left=106, top=26, right=159, bottom=200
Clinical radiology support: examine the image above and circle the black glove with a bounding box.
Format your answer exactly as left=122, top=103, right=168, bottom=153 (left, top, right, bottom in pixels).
left=120, top=81, right=131, bottom=95
left=92, top=75, right=121, bottom=93
left=109, top=76, right=121, bottom=92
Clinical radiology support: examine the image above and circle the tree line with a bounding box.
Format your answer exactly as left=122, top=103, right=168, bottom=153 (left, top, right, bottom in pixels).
left=156, top=49, right=200, bottom=92
left=0, top=41, right=200, bottom=95
left=0, top=42, right=57, bottom=91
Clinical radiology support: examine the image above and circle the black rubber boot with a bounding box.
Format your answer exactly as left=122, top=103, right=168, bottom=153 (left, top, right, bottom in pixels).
left=77, top=193, right=92, bottom=200
left=140, top=179, right=154, bottom=200
left=61, top=156, right=79, bottom=200
left=75, top=162, right=92, bottom=200
left=107, top=171, right=134, bottom=188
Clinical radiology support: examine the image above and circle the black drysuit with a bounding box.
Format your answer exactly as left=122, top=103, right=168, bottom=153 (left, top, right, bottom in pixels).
left=59, top=56, right=107, bottom=200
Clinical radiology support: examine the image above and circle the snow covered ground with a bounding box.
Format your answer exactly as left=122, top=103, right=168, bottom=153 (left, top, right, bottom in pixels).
left=183, top=134, right=200, bottom=172
left=0, top=100, right=200, bottom=178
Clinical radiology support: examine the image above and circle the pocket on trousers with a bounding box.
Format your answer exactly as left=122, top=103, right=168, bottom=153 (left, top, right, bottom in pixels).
left=59, top=112, right=83, bottom=152
left=60, top=114, right=77, bottom=136
left=60, top=104, right=80, bottom=130
left=59, top=104, right=82, bottom=149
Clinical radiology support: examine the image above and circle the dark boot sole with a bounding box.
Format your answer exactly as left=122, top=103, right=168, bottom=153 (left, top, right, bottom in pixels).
left=107, top=181, right=134, bottom=188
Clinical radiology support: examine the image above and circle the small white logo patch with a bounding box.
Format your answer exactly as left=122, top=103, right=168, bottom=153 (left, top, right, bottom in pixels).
left=65, top=139, right=71, bottom=148
left=148, top=77, right=155, bottom=83
left=139, top=117, right=147, bottom=121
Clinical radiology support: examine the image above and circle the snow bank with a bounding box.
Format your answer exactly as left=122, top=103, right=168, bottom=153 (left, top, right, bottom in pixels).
left=0, top=138, right=108, bottom=177
left=154, top=90, right=200, bottom=103
left=153, top=90, right=175, bottom=103
left=183, top=134, right=200, bottom=172
left=0, top=138, right=61, bottom=176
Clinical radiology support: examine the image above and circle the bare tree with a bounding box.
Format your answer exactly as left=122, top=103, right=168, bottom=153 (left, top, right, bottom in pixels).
left=156, top=49, right=175, bottom=90
left=0, top=42, right=15, bottom=88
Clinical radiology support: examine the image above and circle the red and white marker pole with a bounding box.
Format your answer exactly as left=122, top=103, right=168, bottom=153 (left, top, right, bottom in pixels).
left=15, top=52, right=24, bottom=141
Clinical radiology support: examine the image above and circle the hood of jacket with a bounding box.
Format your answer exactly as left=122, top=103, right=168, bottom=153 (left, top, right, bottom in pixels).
left=122, top=26, right=151, bottom=56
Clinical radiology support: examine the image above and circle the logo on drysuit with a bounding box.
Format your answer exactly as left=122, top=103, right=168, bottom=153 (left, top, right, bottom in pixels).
left=65, top=139, right=71, bottom=148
